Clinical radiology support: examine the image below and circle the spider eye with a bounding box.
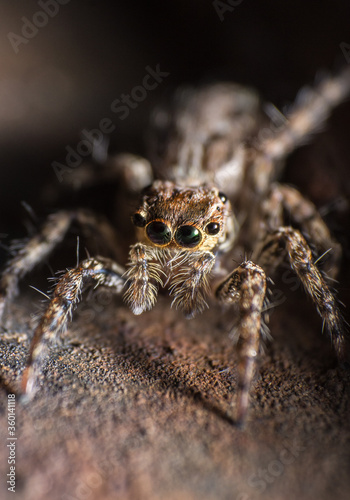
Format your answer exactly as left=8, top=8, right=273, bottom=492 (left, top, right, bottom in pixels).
left=146, top=221, right=172, bottom=245
left=175, top=225, right=202, bottom=248
left=218, top=192, right=227, bottom=203
left=132, top=213, right=147, bottom=227
left=205, top=222, right=220, bottom=235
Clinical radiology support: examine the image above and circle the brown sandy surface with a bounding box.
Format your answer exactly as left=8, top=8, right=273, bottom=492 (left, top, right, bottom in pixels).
left=1, top=282, right=349, bottom=500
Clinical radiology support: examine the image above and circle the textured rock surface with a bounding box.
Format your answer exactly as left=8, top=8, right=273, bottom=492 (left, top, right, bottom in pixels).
left=1, top=280, right=349, bottom=500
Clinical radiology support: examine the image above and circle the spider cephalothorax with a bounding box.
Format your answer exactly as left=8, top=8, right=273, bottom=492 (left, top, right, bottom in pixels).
left=132, top=180, right=233, bottom=251
left=123, top=180, right=236, bottom=317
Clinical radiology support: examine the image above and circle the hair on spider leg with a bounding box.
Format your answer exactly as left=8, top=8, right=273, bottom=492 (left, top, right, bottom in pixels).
left=225, top=305, right=271, bottom=347
left=27, top=286, right=57, bottom=330
left=5, top=237, right=30, bottom=255
left=227, top=323, right=240, bottom=345
left=17, top=201, right=41, bottom=241
left=234, top=251, right=254, bottom=267
left=21, top=201, right=39, bottom=227
left=313, top=248, right=334, bottom=266
left=261, top=296, right=286, bottom=314
left=247, top=250, right=254, bottom=262
left=28, top=286, right=50, bottom=301
left=166, top=249, right=191, bottom=270
left=0, top=239, right=12, bottom=256
left=84, top=247, right=91, bottom=260
left=260, top=321, right=272, bottom=344
left=76, top=236, right=80, bottom=268
left=318, top=196, right=350, bottom=218
left=228, top=257, right=240, bottom=267
left=263, top=102, right=288, bottom=128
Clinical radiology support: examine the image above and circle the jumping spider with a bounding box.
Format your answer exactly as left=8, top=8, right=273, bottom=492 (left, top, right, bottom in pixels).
left=1, top=68, right=350, bottom=424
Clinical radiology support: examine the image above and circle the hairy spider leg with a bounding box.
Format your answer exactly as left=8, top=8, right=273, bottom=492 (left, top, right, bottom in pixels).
left=256, top=227, right=346, bottom=360
left=215, top=260, right=267, bottom=425
left=168, top=250, right=216, bottom=318
left=123, top=243, right=165, bottom=315
left=255, top=67, right=350, bottom=194
left=21, top=256, right=125, bottom=396
left=0, top=209, right=122, bottom=325
left=258, top=183, right=342, bottom=278
left=235, top=68, right=350, bottom=231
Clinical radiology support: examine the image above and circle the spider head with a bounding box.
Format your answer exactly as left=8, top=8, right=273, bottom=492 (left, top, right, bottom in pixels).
left=131, top=180, right=233, bottom=252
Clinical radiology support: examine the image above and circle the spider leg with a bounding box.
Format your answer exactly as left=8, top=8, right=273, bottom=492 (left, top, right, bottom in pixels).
left=21, top=256, right=125, bottom=397
left=215, top=260, right=266, bottom=425
left=255, top=226, right=346, bottom=360
left=255, top=67, right=350, bottom=194
left=123, top=243, right=165, bottom=315
left=257, top=182, right=342, bottom=277
left=0, top=209, right=122, bottom=325
left=169, top=251, right=216, bottom=318
left=238, top=68, right=350, bottom=220
left=0, top=211, right=71, bottom=324
left=59, top=152, right=153, bottom=193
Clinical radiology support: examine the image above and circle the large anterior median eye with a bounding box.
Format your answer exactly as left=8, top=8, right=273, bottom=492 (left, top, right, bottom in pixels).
left=146, top=221, right=172, bottom=245
left=175, top=225, right=202, bottom=248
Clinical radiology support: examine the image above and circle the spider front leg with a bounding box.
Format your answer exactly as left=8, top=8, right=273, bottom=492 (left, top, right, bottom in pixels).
left=123, top=243, right=165, bottom=315
left=0, top=209, right=123, bottom=326
left=215, top=261, right=267, bottom=425
left=21, top=256, right=125, bottom=397
left=256, top=227, right=346, bottom=360
left=169, top=251, right=216, bottom=318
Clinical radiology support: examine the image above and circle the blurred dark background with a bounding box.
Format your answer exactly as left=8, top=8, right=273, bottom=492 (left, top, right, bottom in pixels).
left=1, top=0, right=350, bottom=257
